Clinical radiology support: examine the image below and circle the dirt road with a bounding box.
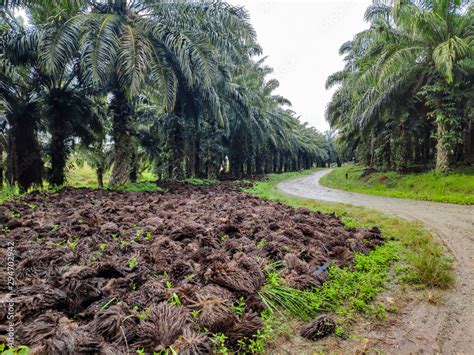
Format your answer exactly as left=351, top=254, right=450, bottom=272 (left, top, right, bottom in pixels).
left=278, top=169, right=474, bottom=354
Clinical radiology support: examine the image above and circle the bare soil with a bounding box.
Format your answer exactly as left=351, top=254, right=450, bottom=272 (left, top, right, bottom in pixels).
left=279, top=169, right=474, bottom=354
left=0, top=182, right=384, bottom=354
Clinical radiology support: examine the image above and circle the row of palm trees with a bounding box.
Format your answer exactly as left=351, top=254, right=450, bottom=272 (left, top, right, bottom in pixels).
left=1, top=0, right=332, bottom=192
left=326, top=0, right=473, bottom=173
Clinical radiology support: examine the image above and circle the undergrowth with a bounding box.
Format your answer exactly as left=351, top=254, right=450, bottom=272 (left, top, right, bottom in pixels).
left=320, top=164, right=474, bottom=205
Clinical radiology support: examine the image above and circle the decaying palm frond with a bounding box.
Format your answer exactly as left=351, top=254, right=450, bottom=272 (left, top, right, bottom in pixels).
left=300, top=315, right=337, bottom=340
left=135, top=303, right=191, bottom=352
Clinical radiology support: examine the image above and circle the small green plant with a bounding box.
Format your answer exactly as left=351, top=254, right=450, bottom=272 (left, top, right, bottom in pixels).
left=231, top=296, right=246, bottom=316
left=9, top=211, right=20, bottom=219
left=51, top=224, right=60, bottom=233
left=0, top=344, right=30, bottom=355
left=128, top=256, right=138, bottom=270
left=134, top=229, right=142, bottom=239
left=165, top=281, right=173, bottom=289
left=210, top=333, right=229, bottom=354
left=220, top=234, right=228, bottom=242
left=184, top=273, right=195, bottom=281
left=191, top=309, right=201, bottom=321
left=2, top=226, right=11, bottom=234
left=67, top=237, right=80, bottom=250
left=99, top=243, right=107, bottom=251
left=28, top=203, right=37, bottom=210
left=144, top=231, right=153, bottom=240
left=136, top=307, right=151, bottom=321
left=256, top=238, right=266, bottom=248
left=168, top=293, right=181, bottom=306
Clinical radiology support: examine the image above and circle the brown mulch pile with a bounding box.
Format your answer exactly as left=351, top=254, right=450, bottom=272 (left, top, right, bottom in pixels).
left=0, top=183, right=383, bottom=353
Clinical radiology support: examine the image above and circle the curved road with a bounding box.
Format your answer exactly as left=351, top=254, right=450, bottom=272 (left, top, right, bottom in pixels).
left=278, top=169, right=474, bottom=354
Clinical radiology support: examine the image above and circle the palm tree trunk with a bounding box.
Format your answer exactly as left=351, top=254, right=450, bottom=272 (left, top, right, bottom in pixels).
left=11, top=109, right=43, bottom=193
left=397, top=125, right=409, bottom=173
left=246, top=158, right=252, bottom=177
left=435, top=121, right=451, bottom=174
left=129, top=148, right=138, bottom=183
left=464, top=115, right=474, bottom=163
left=110, top=90, right=132, bottom=186
left=48, top=118, right=68, bottom=186
left=369, top=134, right=375, bottom=168
left=5, top=131, right=15, bottom=186
left=0, top=143, right=3, bottom=188
left=96, top=167, right=104, bottom=188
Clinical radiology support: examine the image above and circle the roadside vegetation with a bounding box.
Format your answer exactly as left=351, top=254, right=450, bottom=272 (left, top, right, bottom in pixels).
left=226, top=170, right=455, bottom=348
left=250, top=170, right=454, bottom=288
left=320, top=165, right=474, bottom=205
left=247, top=170, right=454, bottom=344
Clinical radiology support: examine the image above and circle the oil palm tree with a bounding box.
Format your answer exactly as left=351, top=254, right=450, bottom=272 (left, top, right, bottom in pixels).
left=326, top=0, right=473, bottom=172
left=2, top=4, right=103, bottom=188
left=33, top=0, right=256, bottom=184
left=0, top=15, right=44, bottom=192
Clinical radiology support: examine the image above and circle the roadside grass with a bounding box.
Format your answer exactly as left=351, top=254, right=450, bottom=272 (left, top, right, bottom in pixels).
left=239, top=169, right=454, bottom=351
left=320, top=164, right=474, bottom=205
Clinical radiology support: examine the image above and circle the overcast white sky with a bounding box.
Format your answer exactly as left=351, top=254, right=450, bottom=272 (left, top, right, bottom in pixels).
left=226, top=0, right=372, bottom=131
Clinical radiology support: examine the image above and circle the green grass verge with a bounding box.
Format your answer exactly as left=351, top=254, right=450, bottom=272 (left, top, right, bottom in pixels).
left=320, top=164, right=474, bottom=205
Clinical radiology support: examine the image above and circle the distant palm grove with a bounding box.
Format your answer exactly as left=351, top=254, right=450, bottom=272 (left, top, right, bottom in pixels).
left=326, top=0, right=473, bottom=174
left=1, top=0, right=335, bottom=192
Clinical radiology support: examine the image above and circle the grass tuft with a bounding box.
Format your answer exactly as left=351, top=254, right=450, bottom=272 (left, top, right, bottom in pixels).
left=258, top=272, right=318, bottom=321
